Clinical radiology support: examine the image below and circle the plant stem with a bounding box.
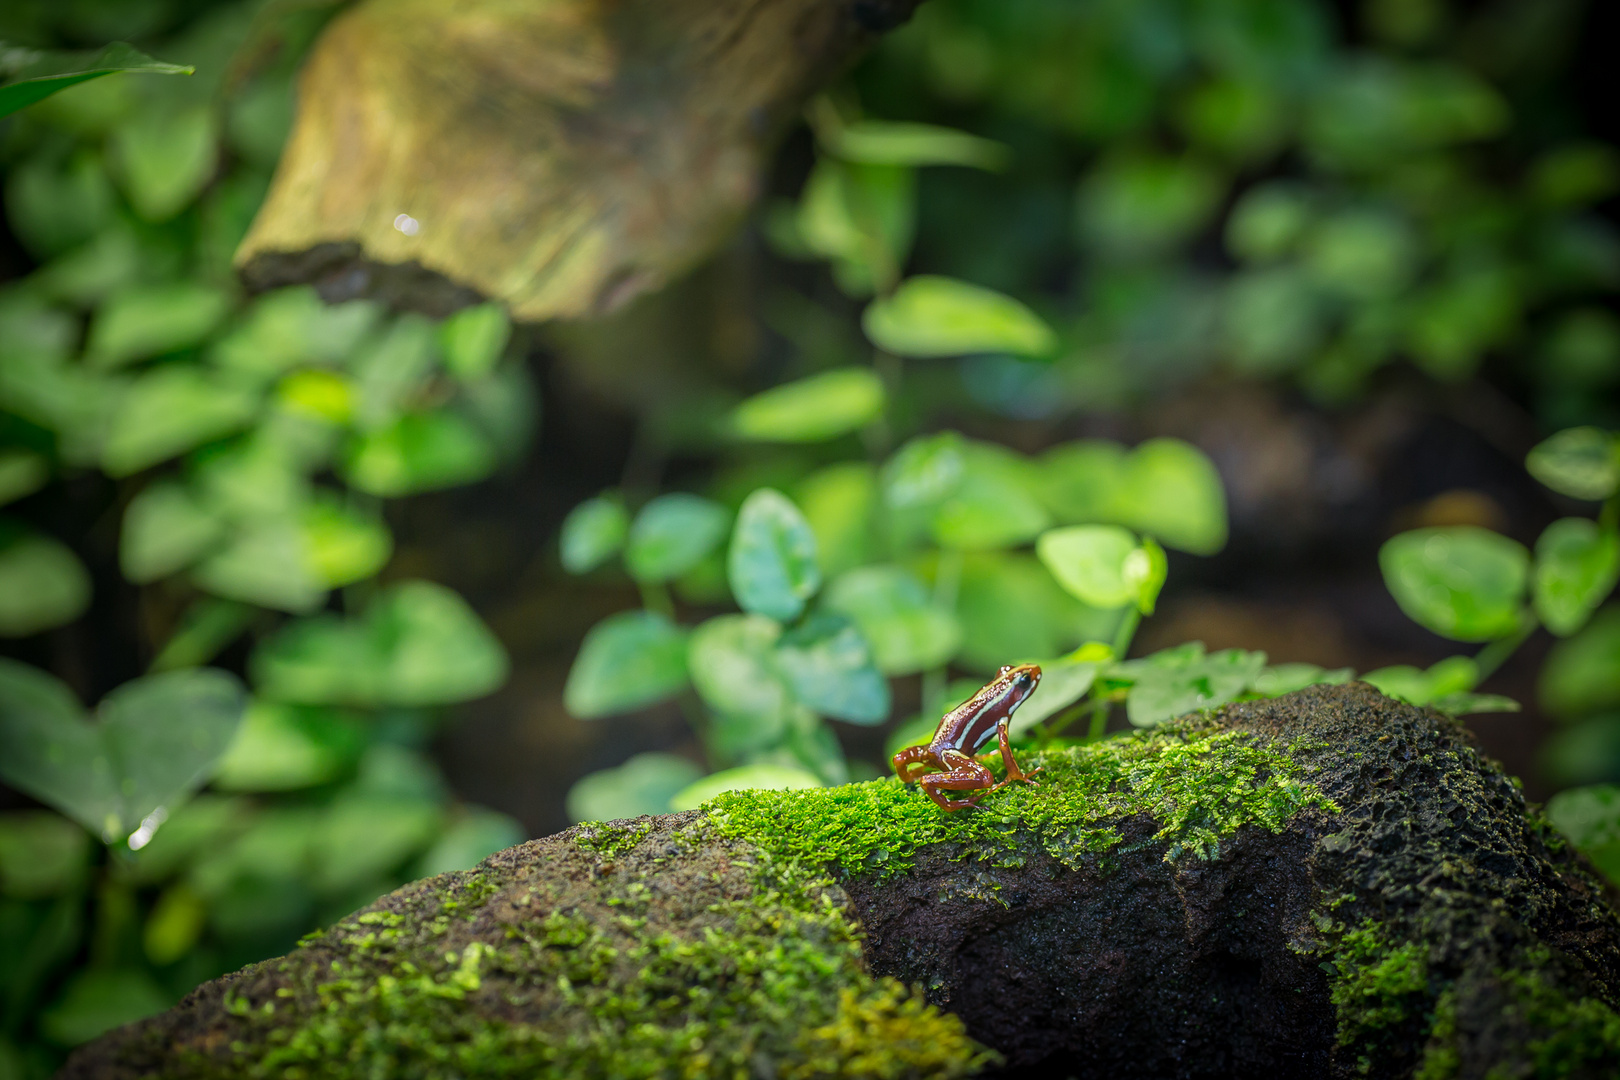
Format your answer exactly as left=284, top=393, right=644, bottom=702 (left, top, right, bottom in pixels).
left=1087, top=699, right=1110, bottom=740
left=639, top=580, right=675, bottom=619
left=1110, top=605, right=1142, bottom=663
left=1602, top=494, right=1618, bottom=534
left=1473, top=614, right=1538, bottom=683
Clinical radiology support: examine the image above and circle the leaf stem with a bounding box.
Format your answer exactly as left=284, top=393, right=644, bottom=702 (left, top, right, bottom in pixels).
left=1473, top=613, right=1538, bottom=683
left=1086, top=698, right=1110, bottom=740
left=1110, top=605, right=1142, bottom=664
left=639, top=580, right=675, bottom=619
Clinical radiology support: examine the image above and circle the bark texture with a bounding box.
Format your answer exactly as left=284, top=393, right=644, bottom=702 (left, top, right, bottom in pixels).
left=63, top=685, right=1620, bottom=1079
left=235, top=0, right=921, bottom=319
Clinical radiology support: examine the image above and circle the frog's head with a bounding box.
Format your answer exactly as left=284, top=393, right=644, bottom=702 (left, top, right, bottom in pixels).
left=997, top=663, right=1042, bottom=699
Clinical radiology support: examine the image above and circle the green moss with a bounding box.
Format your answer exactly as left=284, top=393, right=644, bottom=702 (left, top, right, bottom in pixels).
left=1325, top=919, right=1430, bottom=1058
left=705, top=727, right=1338, bottom=878
left=1500, top=953, right=1620, bottom=1077
left=1415, top=989, right=1459, bottom=1080
left=203, top=817, right=992, bottom=1079
left=571, top=819, right=654, bottom=860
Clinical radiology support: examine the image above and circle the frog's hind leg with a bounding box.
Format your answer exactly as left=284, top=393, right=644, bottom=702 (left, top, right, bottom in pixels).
left=918, top=750, right=996, bottom=811
left=891, top=745, right=942, bottom=784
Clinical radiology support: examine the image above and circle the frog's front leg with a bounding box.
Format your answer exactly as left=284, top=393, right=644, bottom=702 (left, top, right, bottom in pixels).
left=988, top=718, right=1043, bottom=791
left=918, top=749, right=997, bottom=811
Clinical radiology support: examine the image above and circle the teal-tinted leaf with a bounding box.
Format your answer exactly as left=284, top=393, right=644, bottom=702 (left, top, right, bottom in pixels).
left=668, top=764, right=822, bottom=812
left=211, top=287, right=381, bottom=378
left=109, top=104, right=217, bottom=222
left=120, top=481, right=226, bottom=583
left=0, top=532, right=91, bottom=636
left=626, top=493, right=729, bottom=585
left=412, top=808, right=524, bottom=876
left=564, top=753, right=703, bottom=823
left=342, top=411, right=498, bottom=496
left=954, top=553, right=1120, bottom=674
left=1535, top=518, right=1620, bottom=637
left=211, top=701, right=364, bottom=792
left=1113, top=439, right=1228, bottom=555
left=439, top=302, right=510, bottom=381
left=1540, top=606, right=1620, bottom=718
left=1380, top=527, right=1530, bottom=642
left=564, top=611, right=690, bottom=719
left=795, top=462, right=877, bottom=576
left=0, top=811, right=89, bottom=898
left=1076, top=151, right=1225, bottom=258
left=1036, top=524, right=1139, bottom=608
left=1526, top=427, right=1619, bottom=501
left=863, top=276, right=1057, bottom=359
left=252, top=581, right=508, bottom=708
left=0, top=449, right=49, bottom=507
left=821, top=565, right=961, bottom=675
left=883, top=431, right=966, bottom=510
left=782, top=712, right=849, bottom=785
left=0, top=42, right=191, bottom=120
left=729, top=367, right=885, bottom=443
left=687, top=614, right=792, bottom=722
left=560, top=494, right=629, bottom=574
left=1251, top=663, right=1353, bottom=697
left=0, top=661, right=245, bottom=843
left=85, top=282, right=232, bottom=369
left=729, top=488, right=821, bottom=621
left=773, top=614, right=890, bottom=724
left=38, top=969, right=170, bottom=1047
left=825, top=119, right=1009, bottom=170
left=1124, top=646, right=1267, bottom=727
left=930, top=442, right=1051, bottom=550
left=1547, top=784, right=1620, bottom=883
left=102, top=368, right=258, bottom=476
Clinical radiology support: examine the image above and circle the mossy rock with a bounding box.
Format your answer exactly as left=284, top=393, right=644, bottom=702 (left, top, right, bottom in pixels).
left=64, top=685, right=1620, bottom=1079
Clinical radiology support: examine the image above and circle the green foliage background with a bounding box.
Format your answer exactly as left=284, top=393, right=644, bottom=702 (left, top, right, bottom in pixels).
left=0, top=0, right=1618, bottom=1076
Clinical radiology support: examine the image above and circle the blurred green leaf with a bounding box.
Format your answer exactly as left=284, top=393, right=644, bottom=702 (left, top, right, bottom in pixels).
left=773, top=614, right=889, bottom=725
left=954, top=553, right=1119, bottom=673
left=1427, top=692, right=1520, bottom=717
left=0, top=42, right=191, bottom=119
left=1363, top=655, right=1479, bottom=707
left=349, top=315, right=441, bottom=428
left=564, top=610, right=689, bottom=719
left=930, top=442, right=1051, bottom=550
left=1113, top=438, right=1228, bottom=555
left=1076, top=151, right=1225, bottom=258
left=560, top=494, right=629, bottom=574
left=1546, top=784, right=1620, bottom=884
left=1526, top=427, right=1619, bottom=501
left=4, top=150, right=116, bottom=258
left=565, top=753, right=703, bottom=823
left=413, top=809, right=524, bottom=877
left=1006, top=653, right=1102, bottom=736
left=1302, top=209, right=1415, bottom=300
left=729, top=367, right=885, bottom=443
left=1251, top=663, right=1353, bottom=697
left=252, top=581, right=508, bottom=707
left=303, top=496, right=392, bottom=588
left=0, top=812, right=88, bottom=899
left=0, top=661, right=245, bottom=843
left=1534, top=518, right=1620, bottom=637
left=668, top=763, right=822, bottom=812
left=38, top=969, right=169, bottom=1047
left=795, top=462, right=877, bottom=577
left=212, top=287, right=381, bottom=379
left=1176, top=78, right=1286, bottom=162
left=1221, top=268, right=1325, bottom=375
left=1037, top=440, right=1127, bottom=523
left=149, top=598, right=253, bottom=673
left=822, top=565, right=961, bottom=675
left=0, top=288, right=76, bottom=362
left=33, top=225, right=145, bottom=308
left=0, top=532, right=91, bottom=636
left=687, top=614, right=792, bottom=722
left=439, top=302, right=510, bottom=381
left=109, top=104, right=217, bottom=222
left=1305, top=59, right=1506, bottom=168
left=1540, top=606, right=1620, bottom=718
left=85, top=282, right=233, bottom=369
left=1036, top=524, right=1138, bottom=608
left=883, top=431, right=966, bottom=510
left=1531, top=143, right=1620, bottom=208
left=729, top=488, right=820, bottom=622
left=308, top=792, right=442, bottom=896
left=119, top=481, right=225, bottom=583
left=194, top=499, right=387, bottom=612
left=102, top=367, right=258, bottom=476
left=343, top=411, right=498, bottom=497
left=143, top=882, right=207, bottom=965
left=863, top=276, right=1057, bottom=359
left=823, top=118, right=1009, bottom=170
left=212, top=701, right=364, bottom=792
left=1225, top=182, right=1313, bottom=263
left=795, top=158, right=915, bottom=296
left=1380, top=527, right=1530, bottom=642
left=1124, top=645, right=1267, bottom=727
left=625, top=493, right=729, bottom=585
left=1540, top=310, right=1620, bottom=389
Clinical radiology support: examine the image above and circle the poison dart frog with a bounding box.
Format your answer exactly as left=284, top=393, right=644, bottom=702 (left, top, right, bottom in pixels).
left=891, top=663, right=1044, bottom=811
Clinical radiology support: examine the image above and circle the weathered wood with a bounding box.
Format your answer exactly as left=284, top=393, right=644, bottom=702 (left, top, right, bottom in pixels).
left=236, top=0, right=921, bottom=319
left=63, top=686, right=1620, bottom=1078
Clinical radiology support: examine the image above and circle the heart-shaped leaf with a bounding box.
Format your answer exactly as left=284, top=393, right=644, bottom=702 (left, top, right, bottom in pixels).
left=0, top=660, right=245, bottom=844
left=1534, top=518, right=1620, bottom=637
left=773, top=614, right=890, bottom=724
left=728, top=488, right=820, bottom=621
left=821, top=564, right=962, bottom=675
left=863, top=275, right=1057, bottom=358
left=560, top=494, right=629, bottom=574
left=1380, top=526, right=1530, bottom=642
left=625, top=493, right=729, bottom=584
left=564, top=753, right=704, bottom=823
left=564, top=610, right=690, bottom=719
left=728, top=368, right=886, bottom=443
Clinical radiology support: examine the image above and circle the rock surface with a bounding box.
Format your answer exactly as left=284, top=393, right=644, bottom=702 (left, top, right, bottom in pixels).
left=64, top=685, right=1620, bottom=1078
